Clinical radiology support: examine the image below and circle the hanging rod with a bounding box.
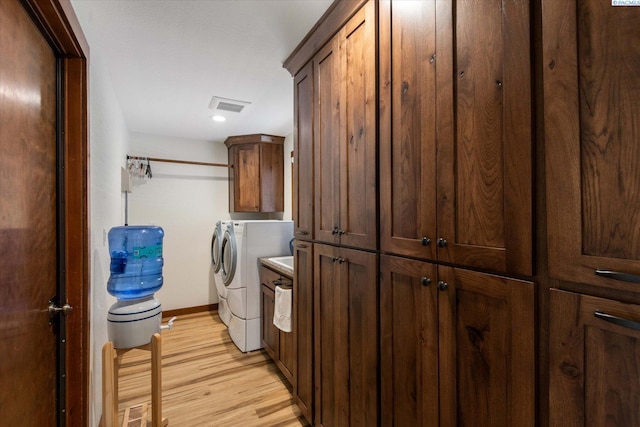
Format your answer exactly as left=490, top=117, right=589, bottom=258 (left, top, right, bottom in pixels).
left=127, top=155, right=229, bottom=168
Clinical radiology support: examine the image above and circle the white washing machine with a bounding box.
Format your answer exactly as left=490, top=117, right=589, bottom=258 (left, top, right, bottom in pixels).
left=211, top=220, right=230, bottom=326
left=220, top=220, right=293, bottom=352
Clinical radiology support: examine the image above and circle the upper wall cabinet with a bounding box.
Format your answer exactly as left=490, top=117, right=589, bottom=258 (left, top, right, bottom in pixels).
left=225, top=134, right=284, bottom=213
left=314, top=0, right=377, bottom=250
left=293, top=62, right=314, bottom=239
left=543, top=0, right=640, bottom=293
left=379, top=0, right=533, bottom=276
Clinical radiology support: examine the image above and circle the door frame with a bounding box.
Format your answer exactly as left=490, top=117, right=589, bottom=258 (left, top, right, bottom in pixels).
left=20, top=0, right=90, bottom=424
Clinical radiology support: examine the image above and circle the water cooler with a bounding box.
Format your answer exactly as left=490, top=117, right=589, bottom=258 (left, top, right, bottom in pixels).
left=106, top=225, right=167, bottom=349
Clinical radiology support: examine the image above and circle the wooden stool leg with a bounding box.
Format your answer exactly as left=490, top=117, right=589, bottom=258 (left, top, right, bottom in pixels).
left=150, top=333, right=168, bottom=426
left=101, top=342, right=118, bottom=427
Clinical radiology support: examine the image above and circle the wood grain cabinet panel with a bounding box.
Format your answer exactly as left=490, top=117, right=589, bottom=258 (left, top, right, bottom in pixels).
left=225, top=134, right=284, bottom=213
left=381, top=255, right=535, bottom=427
left=293, top=62, right=314, bottom=240
left=261, top=284, right=278, bottom=361
left=543, top=0, right=640, bottom=292
left=314, top=0, right=377, bottom=250
left=293, top=241, right=314, bottom=424
left=259, top=266, right=294, bottom=385
left=314, top=243, right=378, bottom=426
left=549, top=289, right=640, bottom=426
left=380, top=0, right=532, bottom=276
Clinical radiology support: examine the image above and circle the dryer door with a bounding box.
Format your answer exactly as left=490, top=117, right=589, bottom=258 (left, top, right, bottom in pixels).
left=211, top=222, right=223, bottom=273
left=220, top=227, right=237, bottom=286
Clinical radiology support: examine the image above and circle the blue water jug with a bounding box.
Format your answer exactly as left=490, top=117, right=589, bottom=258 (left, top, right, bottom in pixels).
left=107, top=225, right=164, bottom=300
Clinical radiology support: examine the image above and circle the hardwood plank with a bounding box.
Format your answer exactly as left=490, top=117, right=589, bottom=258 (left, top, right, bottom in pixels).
left=115, top=311, right=307, bottom=426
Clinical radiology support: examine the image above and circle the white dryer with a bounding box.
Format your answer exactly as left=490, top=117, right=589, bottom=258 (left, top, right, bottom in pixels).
left=211, top=220, right=230, bottom=326
left=220, top=220, right=293, bottom=352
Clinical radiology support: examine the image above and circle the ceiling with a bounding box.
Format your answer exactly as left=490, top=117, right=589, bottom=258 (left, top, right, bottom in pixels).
left=70, top=0, right=333, bottom=143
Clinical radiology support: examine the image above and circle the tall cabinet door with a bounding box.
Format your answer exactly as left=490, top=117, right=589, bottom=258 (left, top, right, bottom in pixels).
left=314, top=0, right=377, bottom=249
left=436, top=0, right=532, bottom=276
left=293, top=241, right=314, bottom=424
left=549, top=290, right=640, bottom=427
left=294, top=61, right=314, bottom=240
left=314, top=37, right=341, bottom=245
left=338, top=0, right=377, bottom=250
left=543, top=0, right=640, bottom=291
left=380, top=255, right=439, bottom=426
left=379, top=0, right=437, bottom=260
left=314, top=244, right=378, bottom=426
left=438, top=266, right=535, bottom=426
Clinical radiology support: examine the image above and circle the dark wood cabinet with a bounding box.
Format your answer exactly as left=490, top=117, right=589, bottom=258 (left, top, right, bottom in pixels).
left=543, top=0, right=640, bottom=293
left=314, top=243, right=378, bottom=426
left=293, top=241, right=313, bottom=424
left=380, top=255, right=439, bottom=426
left=379, top=0, right=532, bottom=276
left=259, top=265, right=294, bottom=385
left=261, top=284, right=278, bottom=360
left=293, top=62, right=314, bottom=240
left=543, top=2, right=640, bottom=425
left=381, top=255, right=535, bottom=427
left=549, top=289, right=640, bottom=426
left=225, top=134, right=284, bottom=213
left=314, top=0, right=377, bottom=250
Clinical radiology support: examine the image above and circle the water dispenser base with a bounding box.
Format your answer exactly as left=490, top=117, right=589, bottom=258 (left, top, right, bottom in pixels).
left=107, top=296, right=161, bottom=349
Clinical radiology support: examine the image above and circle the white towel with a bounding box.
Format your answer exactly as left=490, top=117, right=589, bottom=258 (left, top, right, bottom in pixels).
left=273, top=286, right=293, bottom=333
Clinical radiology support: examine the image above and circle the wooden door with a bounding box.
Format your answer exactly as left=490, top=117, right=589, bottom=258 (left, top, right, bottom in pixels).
left=277, top=276, right=295, bottom=383
left=293, top=240, right=313, bottom=423
left=543, top=0, right=640, bottom=292
left=380, top=255, right=439, bottom=426
left=436, top=0, right=532, bottom=276
left=259, top=142, right=284, bottom=213
left=0, top=1, right=58, bottom=423
left=293, top=62, right=314, bottom=239
left=314, top=244, right=378, bottom=426
left=438, top=266, right=534, bottom=426
left=379, top=0, right=437, bottom=260
left=338, top=0, right=377, bottom=250
left=314, top=37, right=341, bottom=245
left=549, top=290, right=640, bottom=426
left=230, top=144, right=260, bottom=212
left=261, top=285, right=278, bottom=360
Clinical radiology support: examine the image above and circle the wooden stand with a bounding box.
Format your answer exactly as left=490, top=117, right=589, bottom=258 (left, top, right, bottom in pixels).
left=101, top=333, right=168, bottom=427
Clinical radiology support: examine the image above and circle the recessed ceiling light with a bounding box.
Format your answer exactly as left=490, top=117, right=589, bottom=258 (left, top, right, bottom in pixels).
left=211, top=115, right=226, bottom=122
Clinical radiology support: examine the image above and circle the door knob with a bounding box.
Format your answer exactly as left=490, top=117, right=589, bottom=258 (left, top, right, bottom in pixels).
left=49, top=299, right=73, bottom=324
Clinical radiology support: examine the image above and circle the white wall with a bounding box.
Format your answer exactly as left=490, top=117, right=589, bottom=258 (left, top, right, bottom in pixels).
left=127, top=134, right=229, bottom=310
left=85, top=54, right=130, bottom=426
left=127, top=133, right=293, bottom=311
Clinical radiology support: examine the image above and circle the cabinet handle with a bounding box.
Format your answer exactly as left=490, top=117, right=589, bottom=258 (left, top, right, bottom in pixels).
left=437, top=238, right=448, bottom=248
left=297, top=244, right=309, bottom=249
left=437, top=280, right=449, bottom=291
left=297, top=231, right=309, bottom=235
left=338, top=229, right=345, bottom=236
left=421, top=277, right=432, bottom=286
left=421, top=237, right=431, bottom=246
left=594, top=311, right=640, bottom=332
left=338, top=257, right=346, bottom=264
left=331, top=228, right=339, bottom=235
left=273, top=279, right=282, bottom=286
left=595, top=269, right=640, bottom=284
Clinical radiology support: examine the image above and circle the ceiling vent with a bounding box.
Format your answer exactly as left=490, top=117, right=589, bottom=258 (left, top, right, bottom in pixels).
left=209, top=96, right=251, bottom=113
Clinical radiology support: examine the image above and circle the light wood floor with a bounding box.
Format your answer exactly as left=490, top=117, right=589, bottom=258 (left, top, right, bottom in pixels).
left=116, top=311, right=308, bottom=426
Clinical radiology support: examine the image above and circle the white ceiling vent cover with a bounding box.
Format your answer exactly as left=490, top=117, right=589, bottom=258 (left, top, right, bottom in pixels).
left=208, top=96, right=252, bottom=113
